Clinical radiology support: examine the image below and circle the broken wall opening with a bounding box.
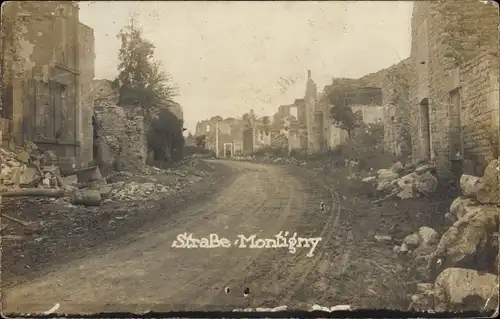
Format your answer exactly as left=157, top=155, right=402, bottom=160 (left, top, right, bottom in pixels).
left=224, top=143, right=233, bottom=158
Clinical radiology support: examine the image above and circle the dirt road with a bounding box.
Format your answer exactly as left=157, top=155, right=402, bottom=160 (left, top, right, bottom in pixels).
left=4, top=160, right=343, bottom=314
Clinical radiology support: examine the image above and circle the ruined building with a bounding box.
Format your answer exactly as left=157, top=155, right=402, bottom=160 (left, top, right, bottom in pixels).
left=271, top=101, right=307, bottom=152
left=409, top=0, right=500, bottom=175
left=91, top=80, right=147, bottom=173
left=319, top=70, right=405, bottom=153
left=1, top=1, right=95, bottom=171
left=304, top=70, right=321, bottom=154
left=194, top=116, right=246, bottom=157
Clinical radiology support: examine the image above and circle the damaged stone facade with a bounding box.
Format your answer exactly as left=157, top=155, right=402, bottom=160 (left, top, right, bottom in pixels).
left=378, top=59, right=412, bottom=159
left=194, top=116, right=247, bottom=156
left=457, top=51, right=499, bottom=174
left=320, top=73, right=404, bottom=152
left=409, top=0, right=500, bottom=174
left=92, top=80, right=147, bottom=173
left=304, top=70, right=321, bottom=154
left=1, top=1, right=95, bottom=172
left=78, top=22, right=95, bottom=168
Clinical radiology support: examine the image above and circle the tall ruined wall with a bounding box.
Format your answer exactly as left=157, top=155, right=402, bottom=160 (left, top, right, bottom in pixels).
left=459, top=51, right=500, bottom=173
left=92, top=82, right=147, bottom=172
left=380, top=60, right=412, bottom=158
left=409, top=0, right=499, bottom=173
left=78, top=22, right=95, bottom=168
left=323, top=59, right=411, bottom=154
left=305, top=71, right=320, bottom=154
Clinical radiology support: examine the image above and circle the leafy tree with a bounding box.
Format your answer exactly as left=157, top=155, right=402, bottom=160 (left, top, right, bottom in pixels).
left=326, top=88, right=361, bottom=138
left=114, top=14, right=177, bottom=109
left=147, top=108, right=185, bottom=162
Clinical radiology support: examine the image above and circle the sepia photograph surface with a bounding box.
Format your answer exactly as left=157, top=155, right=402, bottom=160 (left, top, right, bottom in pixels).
left=0, top=0, right=499, bottom=316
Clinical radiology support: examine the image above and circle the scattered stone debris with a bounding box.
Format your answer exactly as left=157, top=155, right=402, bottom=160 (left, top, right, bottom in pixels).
left=374, top=235, right=393, bottom=243
left=110, top=181, right=174, bottom=201
left=232, top=155, right=306, bottom=166
left=399, top=159, right=500, bottom=312
left=433, top=268, right=499, bottom=312
left=367, top=161, right=439, bottom=201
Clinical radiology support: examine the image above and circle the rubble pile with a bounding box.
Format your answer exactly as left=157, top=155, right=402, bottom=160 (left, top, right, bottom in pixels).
left=232, top=155, right=306, bottom=166
left=106, top=161, right=206, bottom=201
left=362, top=161, right=438, bottom=200
left=404, top=159, right=500, bottom=313
left=109, top=181, right=174, bottom=201
left=0, top=143, right=113, bottom=208
left=0, top=143, right=65, bottom=191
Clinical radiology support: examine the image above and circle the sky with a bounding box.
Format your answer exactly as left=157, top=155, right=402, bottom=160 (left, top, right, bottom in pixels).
left=79, top=1, right=413, bottom=134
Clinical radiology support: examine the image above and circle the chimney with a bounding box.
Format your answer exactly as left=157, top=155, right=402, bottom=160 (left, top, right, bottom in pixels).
left=307, top=70, right=312, bottom=80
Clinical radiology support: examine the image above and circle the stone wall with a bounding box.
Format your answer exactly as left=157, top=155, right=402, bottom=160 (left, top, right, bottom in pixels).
left=379, top=59, right=412, bottom=158
left=409, top=0, right=500, bottom=174
left=78, top=22, right=95, bottom=168
left=305, top=70, right=320, bottom=154
left=459, top=51, right=500, bottom=174
left=92, top=82, right=147, bottom=172
left=323, top=59, right=412, bottom=155
left=1, top=2, right=96, bottom=171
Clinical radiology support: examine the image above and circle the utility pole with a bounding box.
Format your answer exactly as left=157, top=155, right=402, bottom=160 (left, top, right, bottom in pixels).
left=215, top=120, right=219, bottom=158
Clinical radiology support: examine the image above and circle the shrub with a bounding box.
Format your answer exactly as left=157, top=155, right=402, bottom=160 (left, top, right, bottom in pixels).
left=333, top=122, right=391, bottom=170
left=253, top=146, right=288, bottom=158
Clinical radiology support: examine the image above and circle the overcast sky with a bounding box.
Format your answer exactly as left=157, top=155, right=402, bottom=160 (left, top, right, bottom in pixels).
left=79, top=1, right=413, bottom=134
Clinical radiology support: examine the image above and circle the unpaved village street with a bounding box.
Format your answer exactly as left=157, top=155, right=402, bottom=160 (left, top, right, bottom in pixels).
left=2, top=159, right=457, bottom=314
left=2, top=1, right=499, bottom=316
left=3, top=160, right=333, bottom=313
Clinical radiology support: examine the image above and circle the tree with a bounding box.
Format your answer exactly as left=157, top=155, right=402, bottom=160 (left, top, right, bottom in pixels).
left=326, top=89, right=361, bottom=138
left=147, top=108, right=185, bottom=163
left=114, top=14, right=177, bottom=109
left=195, top=134, right=207, bottom=148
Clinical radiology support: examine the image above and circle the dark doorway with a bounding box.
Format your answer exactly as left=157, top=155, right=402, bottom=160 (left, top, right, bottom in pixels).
left=419, top=98, right=431, bottom=160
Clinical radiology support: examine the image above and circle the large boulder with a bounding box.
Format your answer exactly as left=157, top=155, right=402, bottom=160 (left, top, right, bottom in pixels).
left=397, top=184, right=417, bottom=199
left=403, top=233, right=420, bottom=249
left=397, top=172, right=419, bottom=189
left=70, top=189, right=102, bottom=206
left=460, top=174, right=482, bottom=198
left=450, top=196, right=482, bottom=220
left=418, top=226, right=439, bottom=247
left=376, top=169, right=400, bottom=192
left=427, top=205, right=499, bottom=280
left=476, top=160, right=500, bottom=204
left=18, top=166, right=42, bottom=187
left=415, top=171, right=438, bottom=196
left=460, top=161, right=500, bottom=204
left=434, top=268, right=499, bottom=312
left=409, top=228, right=440, bottom=281
left=390, top=161, right=404, bottom=174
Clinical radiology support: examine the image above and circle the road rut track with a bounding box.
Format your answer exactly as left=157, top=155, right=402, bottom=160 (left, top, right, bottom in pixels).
left=140, top=164, right=301, bottom=309
left=279, top=164, right=349, bottom=308
left=3, top=160, right=359, bottom=314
